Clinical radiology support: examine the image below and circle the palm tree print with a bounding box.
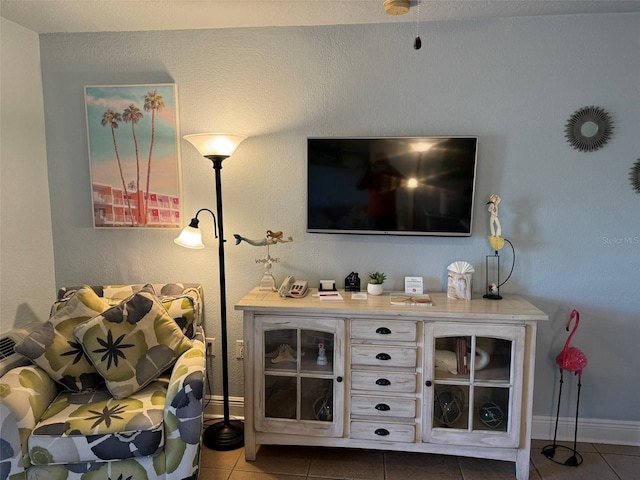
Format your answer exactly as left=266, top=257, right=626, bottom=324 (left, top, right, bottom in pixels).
left=86, top=403, right=127, bottom=429
left=101, top=110, right=135, bottom=226
left=61, top=339, right=89, bottom=365
left=114, top=474, right=134, bottom=480
left=87, top=85, right=180, bottom=228
left=93, top=330, right=135, bottom=370
left=143, top=90, right=165, bottom=225
left=122, top=104, right=144, bottom=224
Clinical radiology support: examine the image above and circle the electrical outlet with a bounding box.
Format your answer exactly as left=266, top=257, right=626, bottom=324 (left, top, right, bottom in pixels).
left=205, top=337, right=215, bottom=356
left=236, top=340, right=244, bottom=359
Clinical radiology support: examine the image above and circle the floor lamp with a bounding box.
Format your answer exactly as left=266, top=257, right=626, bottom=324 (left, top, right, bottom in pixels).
left=175, top=133, right=247, bottom=451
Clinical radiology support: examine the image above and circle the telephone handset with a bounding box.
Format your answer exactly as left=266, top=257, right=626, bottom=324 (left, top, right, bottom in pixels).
left=278, top=275, right=309, bottom=298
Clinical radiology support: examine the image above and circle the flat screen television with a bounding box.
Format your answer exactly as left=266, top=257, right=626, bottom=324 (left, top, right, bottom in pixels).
left=307, top=136, right=478, bottom=236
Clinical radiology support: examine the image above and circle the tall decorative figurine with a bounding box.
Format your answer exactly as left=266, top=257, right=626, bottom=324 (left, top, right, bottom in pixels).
left=316, top=343, right=327, bottom=366
left=234, top=230, right=293, bottom=291
left=484, top=194, right=515, bottom=300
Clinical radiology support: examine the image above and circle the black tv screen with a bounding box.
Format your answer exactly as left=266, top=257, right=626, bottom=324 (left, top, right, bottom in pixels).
left=307, top=136, right=478, bottom=236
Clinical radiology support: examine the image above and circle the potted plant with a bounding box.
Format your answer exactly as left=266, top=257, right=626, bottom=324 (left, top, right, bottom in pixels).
left=367, top=271, right=387, bottom=296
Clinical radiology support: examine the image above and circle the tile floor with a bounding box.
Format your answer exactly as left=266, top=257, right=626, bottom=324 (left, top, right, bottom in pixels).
left=199, top=439, right=640, bottom=479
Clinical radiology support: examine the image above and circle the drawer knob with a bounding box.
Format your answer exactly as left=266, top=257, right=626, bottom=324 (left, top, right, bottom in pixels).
left=375, top=403, right=390, bottom=411
left=425, top=380, right=432, bottom=387
left=337, top=376, right=343, bottom=383
left=376, top=353, right=391, bottom=361
left=375, top=327, right=391, bottom=335
left=375, top=428, right=390, bottom=436
left=375, top=378, right=391, bottom=386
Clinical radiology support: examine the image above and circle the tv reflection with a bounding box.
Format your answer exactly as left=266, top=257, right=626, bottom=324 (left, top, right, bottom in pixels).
left=357, top=154, right=406, bottom=230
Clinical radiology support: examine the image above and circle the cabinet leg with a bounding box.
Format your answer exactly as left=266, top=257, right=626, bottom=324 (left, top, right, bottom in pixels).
left=515, top=449, right=530, bottom=480
left=245, top=441, right=257, bottom=461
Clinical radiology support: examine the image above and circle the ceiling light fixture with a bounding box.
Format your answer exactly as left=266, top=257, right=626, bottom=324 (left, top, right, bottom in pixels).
left=384, top=0, right=410, bottom=15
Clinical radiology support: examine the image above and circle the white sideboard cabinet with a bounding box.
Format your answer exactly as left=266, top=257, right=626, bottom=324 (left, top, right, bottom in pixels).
left=236, top=288, right=547, bottom=480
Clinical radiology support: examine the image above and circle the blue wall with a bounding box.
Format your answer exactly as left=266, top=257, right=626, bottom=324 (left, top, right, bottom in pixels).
left=39, top=13, right=639, bottom=424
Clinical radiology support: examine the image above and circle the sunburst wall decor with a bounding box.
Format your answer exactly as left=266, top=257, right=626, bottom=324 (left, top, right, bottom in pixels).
left=630, top=159, right=640, bottom=195
left=564, top=106, right=613, bottom=152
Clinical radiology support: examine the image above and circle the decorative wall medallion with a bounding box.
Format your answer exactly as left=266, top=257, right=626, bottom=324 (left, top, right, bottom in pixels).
left=630, top=159, right=640, bottom=195
left=564, top=106, right=613, bottom=152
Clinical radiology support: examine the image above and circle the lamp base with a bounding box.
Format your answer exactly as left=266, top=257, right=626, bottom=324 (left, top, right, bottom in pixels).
left=203, top=420, right=244, bottom=451
left=483, top=293, right=503, bottom=300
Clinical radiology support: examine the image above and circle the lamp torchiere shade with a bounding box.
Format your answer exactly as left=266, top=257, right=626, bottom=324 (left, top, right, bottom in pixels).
left=183, top=133, right=247, bottom=158
left=174, top=219, right=205, bottom=249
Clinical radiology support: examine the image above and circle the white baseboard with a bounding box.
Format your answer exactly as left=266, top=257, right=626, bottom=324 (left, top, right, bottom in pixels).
left=532, top=415, right=640, bottom=446
left=203, top=395, right=245, bottom=421
left=204, top=398, right=639, bottom=447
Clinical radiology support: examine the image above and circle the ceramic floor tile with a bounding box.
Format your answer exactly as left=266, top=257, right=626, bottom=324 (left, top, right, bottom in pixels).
left=457, top=456, right=517, bottom=480
left=531, top=438, right=597, bottom=454
left=200, top=446, right=244, bottom=469
left=199, top=467, right=232, bottom=480
left=307, top=478, right=353, bottom=480
left=384, top=451, right=462, bottom=480
left=234, top=444, right=312, bottom=475
left=308, top=448, right=384, bottom=480
left=254, top=445, right=316, bottom=458
left=234, top=454, right=310, bottom=476
left=200, top=442, right=633, bottom=479
left=601, top=453, right=640, bottom=480
left=531, top=452, right=620, bottom=480
left=527, top=459, right=543, bottom=480
left=594, top=443, right=640, bottom=456
left=228, top=472, right=305, bottom=480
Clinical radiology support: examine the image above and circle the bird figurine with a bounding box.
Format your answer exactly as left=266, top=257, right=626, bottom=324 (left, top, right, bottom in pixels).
left=556, top=309, right=588, bottom=378
left=233, top=230, right=293, bottom=246
left=542, top=309, right=587, bottom=466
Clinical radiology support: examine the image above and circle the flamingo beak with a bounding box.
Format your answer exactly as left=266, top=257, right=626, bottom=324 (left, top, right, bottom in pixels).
left=566, top=309, right=579, bottom=331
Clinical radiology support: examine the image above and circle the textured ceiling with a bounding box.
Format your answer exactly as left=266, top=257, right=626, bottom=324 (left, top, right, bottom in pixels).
left=2, top=0, right=640, bottom=34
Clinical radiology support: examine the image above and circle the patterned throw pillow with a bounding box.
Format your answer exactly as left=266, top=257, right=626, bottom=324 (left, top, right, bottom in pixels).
left=52, top=285, right=201, bottom=339
left=161, top=294, right=198, bottom=339
left=14, top=286, right=109, bottom=392
left=73, top=287, right=192, bottom=399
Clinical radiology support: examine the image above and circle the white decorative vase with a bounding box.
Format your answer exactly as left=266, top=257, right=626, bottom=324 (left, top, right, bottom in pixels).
left=367, top=283, right=384, bottom=296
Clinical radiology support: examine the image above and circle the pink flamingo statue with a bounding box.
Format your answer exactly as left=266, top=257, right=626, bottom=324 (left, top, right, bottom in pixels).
left=542, top=309, right=588, bottom=466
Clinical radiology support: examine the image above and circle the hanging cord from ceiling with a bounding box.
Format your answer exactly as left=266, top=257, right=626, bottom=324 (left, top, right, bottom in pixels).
left=414, top=0, right=422, bottom=49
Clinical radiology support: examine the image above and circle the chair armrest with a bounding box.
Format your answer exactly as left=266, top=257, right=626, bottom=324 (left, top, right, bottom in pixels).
left=164, top=328, right=206, bottom=477
left=0, top=365, right=58, bottom=475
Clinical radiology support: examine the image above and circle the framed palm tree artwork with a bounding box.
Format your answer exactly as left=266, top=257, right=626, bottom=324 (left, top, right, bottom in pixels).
left=85, top=84, right=182, bottom=228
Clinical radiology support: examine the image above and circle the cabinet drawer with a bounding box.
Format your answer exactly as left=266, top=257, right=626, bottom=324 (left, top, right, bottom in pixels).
left=350, top=395, right=416, bottom=418
left=350, top=421, right=416, bottom=443
left=351, top=371, right=417, bottom=393
left=351, top=320, right=417, bottom=342
left=351, top=345, right=417, bottom=368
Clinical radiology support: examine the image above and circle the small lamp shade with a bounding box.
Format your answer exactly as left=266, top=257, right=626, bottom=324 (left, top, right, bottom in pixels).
left=174, top=225, right=205, bottom=249
left=183, top=133, right=247, bottom=158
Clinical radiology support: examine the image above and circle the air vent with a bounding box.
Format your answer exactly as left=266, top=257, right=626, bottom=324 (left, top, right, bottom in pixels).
left=0, top=336, right=17, bottom=359
left=0, top=325, right=37, bottom=377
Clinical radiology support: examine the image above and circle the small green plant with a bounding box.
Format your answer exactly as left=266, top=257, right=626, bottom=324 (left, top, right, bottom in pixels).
left=368, top=271, right=387, bottom=284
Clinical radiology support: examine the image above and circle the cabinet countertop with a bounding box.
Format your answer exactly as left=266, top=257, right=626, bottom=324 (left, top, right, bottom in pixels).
left=235, top=288, right=548, bottom=322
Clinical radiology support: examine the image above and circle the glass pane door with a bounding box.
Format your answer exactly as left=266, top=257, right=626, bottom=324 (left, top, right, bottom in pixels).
left=257, top=316, right=344, bottom=437
left=424, top=323, right=524, bottom=448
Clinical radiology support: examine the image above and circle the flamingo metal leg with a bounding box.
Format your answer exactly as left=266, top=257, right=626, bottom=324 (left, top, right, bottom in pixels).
left=564, top=379, right=583, bottom=466
left=541, top=371, right=583, bottom=466
left=541, top=372, right=564, bottom=460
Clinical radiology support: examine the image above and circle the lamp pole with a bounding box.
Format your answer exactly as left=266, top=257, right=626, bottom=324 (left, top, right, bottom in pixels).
left=180, top=133, right=246, bottom=450
left=202, top=154, right=244, bottom=450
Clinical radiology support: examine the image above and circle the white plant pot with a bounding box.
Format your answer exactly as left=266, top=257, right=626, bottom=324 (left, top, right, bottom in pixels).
left=367, top=283, right=384, bottom=296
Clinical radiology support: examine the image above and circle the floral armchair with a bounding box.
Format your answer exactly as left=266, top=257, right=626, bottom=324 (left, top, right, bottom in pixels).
left=0, top=283, right=206, bottom=480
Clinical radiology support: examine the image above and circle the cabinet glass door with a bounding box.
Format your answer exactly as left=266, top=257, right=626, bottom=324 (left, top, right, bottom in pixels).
left=256, top=316, right=344, bottom=437
left=424, top=323, right=524, bottom=447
